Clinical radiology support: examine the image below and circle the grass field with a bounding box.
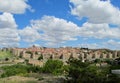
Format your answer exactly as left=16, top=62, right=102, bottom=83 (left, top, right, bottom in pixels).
left=0, top=50, right=13, bottom=59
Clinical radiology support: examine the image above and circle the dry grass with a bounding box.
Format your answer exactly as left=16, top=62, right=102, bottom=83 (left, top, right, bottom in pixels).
left=0, top=76, right=38, bottom=83
left=0, top=74, right=65, bottom=83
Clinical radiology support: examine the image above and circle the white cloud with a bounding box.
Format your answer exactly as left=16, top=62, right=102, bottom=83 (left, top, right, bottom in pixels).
left=78, top=39, right=120, bottom=50
left=20, top=16, right=80, bottom=46
left=0, top=13, right=20, bottom=47
left=0, top=0, right=34, bottom=47
left=19, top=26, right=41, bottom=43
left=20, top=15, right=120, bottom=48
left=79, top=43, right=100, bottom=49
left=70, top=0, right=120, bottom=24
left=69, top=0, right=120, bottom=50
left=0, top=0, right=32, bottom=14
left=107, top=40, right=120, bottom=45
left=0, top=12, right=17, bottom=28
left=102, top=39, right=120, bottom=50
left=79, top=22, right=120, bottom=39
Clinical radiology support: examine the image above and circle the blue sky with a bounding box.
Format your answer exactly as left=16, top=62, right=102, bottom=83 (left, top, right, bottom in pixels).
left=0, top=0, right=120, bottom=50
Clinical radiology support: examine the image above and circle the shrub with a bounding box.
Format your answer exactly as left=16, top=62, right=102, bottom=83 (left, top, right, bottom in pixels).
left=43, top=59, right=64, bottom=75
left=0, top=64, right=43, bottom=78
left=66, top=58, right=120, bottom=83
left=38, top=54, right=43, bottom=60
left=1, top=64, right=31, bottom=78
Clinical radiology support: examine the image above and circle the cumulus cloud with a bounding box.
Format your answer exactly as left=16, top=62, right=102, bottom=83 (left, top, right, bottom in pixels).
left=79, top=22, right=120, bottom=39
left=0, top=13, right=20, bottom=47
left=19, top=15, right=120, bottom=48
left=78, top=43, right=100, bottom=49
left=103, top=39, right=120, bottom=50
left=69, top=0, right=120, bottom=50
left=20, top=16, right=80, bottom=46
left=19, top=26, right=41, bottom=43
left=0, top=0, right=32, bottom=14
left=0, top=0, right=33, bottom=47
left=70, top=0, right=120, bottom=24
left=78, top=39, right=120, bottom=50
left=0, top=12, right=17, bottom=28
left=107, top=40, right=120, bottom=45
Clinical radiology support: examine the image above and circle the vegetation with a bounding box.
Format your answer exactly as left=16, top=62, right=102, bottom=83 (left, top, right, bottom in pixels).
left=65, top=58, right=120, bottom=83
left=43, top=59, right=64, bottom=75
left=0, top=64, right=43, bottom=78
left=0, top=50, right=13, bottom=59
left=25, top=51, right=32, bottom=55
left=38, top=54, right=43, bottom=60
left=0, top=59, right=65, bottom=78
left=1, top=64, right=30, bottom=78
left=0, top=56, right=120, bottom=83
left=0, top=76, right=38, bottom=83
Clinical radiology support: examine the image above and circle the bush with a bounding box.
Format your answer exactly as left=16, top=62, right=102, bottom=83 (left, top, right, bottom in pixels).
left=1, top=64, right=29, bottom=78
left=43, top=59, right=64, bottom=75
left=38, top=77, right=44, bottom=81
left=0, top=63, right=45, bottom=78
left=66, top=58, right=120, bottom=83
left=38, top=54, right=43, bottom=60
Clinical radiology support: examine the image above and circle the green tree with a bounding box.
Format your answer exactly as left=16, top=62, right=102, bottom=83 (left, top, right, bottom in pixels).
left=38, top=54, right=43, bottom=60
left=66, top=58, right=119, bottom=83
left=5, top=57, right=9, bottom=61
left=66, top=58, right=89, bottom=82
left=43, top=59, right=63, bottom=75
left=94, top=59, right=101, bottom=63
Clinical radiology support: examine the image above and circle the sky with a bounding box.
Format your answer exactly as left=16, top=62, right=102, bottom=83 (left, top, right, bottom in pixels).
left=0, top=0, right=120, bottom=50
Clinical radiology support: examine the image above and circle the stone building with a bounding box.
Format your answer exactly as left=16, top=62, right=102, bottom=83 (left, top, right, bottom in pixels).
left=10, top=46, right=120, bottom=66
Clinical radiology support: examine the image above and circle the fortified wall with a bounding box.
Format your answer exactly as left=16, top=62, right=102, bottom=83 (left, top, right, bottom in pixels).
left=11, top=46, right=120, bottom=63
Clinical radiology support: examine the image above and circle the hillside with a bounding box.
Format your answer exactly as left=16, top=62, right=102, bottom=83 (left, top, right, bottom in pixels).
left=0, top=50, right=13, bottom=59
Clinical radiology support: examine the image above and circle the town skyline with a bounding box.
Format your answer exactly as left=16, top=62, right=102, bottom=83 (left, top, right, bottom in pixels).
left=0, top=0, right=120, bottom=50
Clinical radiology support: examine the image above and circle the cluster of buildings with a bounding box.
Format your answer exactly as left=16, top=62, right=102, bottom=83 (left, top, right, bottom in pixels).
left=1, top=45, right=120, bottom=66
left=10, top=45, right=120, bottom=66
